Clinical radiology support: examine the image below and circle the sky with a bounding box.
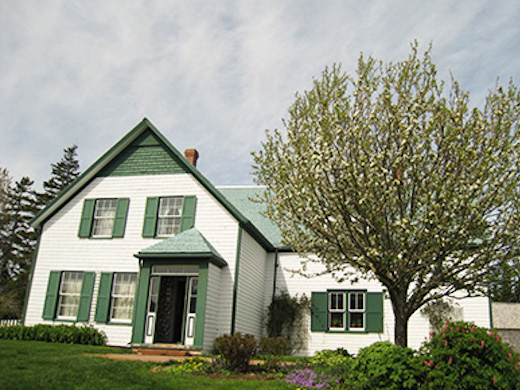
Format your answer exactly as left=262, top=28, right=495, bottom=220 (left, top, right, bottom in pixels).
left=1, top=0, right=519, bottom=189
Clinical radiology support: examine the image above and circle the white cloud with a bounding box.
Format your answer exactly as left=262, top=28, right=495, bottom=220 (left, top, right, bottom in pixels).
left=0, top=0, right=519, bottom=188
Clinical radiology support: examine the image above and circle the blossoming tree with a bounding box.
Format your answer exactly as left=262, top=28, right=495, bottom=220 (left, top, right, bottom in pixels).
left=253, top=43, right=520, bottom=347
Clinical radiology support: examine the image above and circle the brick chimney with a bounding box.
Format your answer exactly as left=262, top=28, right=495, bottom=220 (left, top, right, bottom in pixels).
left=184, top=148, right=199, bottom=167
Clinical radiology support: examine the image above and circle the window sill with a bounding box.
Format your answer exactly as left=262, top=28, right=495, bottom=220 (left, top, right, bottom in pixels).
left=106, top=322, right=133, bottom=326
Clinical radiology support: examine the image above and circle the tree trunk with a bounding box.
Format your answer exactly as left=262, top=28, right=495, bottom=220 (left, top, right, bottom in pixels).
left=394, top=311, right=408, bottom=347
left=389, top=290, right=410, bottom=347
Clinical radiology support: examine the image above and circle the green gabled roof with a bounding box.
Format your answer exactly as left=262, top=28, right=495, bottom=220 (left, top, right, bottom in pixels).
left=135, top=228, right=227, bottom=267
left=218, top=187, right=285, bottom=249
left=31, top=118, right=276, bottom=251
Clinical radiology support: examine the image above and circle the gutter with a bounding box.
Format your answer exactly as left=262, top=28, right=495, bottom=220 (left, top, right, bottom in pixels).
left=230, top=224, right=243, bottom=335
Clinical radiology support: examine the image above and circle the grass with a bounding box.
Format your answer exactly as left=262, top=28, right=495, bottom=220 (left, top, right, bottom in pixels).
left=0, top=340, right=293, bottom=389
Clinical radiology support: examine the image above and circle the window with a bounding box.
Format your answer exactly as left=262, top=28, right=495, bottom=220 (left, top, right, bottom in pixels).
left=156, top=197, right=183, bottom=236
left=95, top=272, right=138, bottom=324
left=329, top=292, right=346, bottom=330
left=92, top=199, right=117, bottom=237
left=142, top=196, right=197, bottom=238
left=78, top=198, right=130, bottom=238
left=109, top=273, right=137, bottom=322
left=348, top=292, right=365, bottom=330
left=42, top=271, right=96, bottom=322
left=56, top=272, right=84, bottom=320
left=310, top=291, right=383, bottom=333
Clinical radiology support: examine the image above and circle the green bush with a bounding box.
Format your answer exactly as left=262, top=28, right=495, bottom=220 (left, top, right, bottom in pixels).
left=259, top=336, right=290, bottom=356
left=0, top=324, right=106, bottom=345
left=311, top=348, right=352, bottom=367
left=350, top=341, right=421, bottom=390
left=214, top=333, right=257, bottom=372
left=419, top=321, right=520, bottom=389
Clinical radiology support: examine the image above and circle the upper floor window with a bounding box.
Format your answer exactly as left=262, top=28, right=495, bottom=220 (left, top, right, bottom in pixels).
left=142, top=196, right=196, bottom=238
left=78, top=198, right=130, bottom=239
left=92, top=199, right=118, bottom=237
left=156, top=197, right=183, bottom=236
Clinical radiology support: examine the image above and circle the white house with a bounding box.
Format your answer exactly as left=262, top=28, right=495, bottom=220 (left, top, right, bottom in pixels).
left=23, top=119, right=492, bottom=355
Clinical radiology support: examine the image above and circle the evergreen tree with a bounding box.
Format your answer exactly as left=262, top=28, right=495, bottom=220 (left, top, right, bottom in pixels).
left=0, top=177, right=38, bottom=318
left=37, top=144, right=80, bottom=208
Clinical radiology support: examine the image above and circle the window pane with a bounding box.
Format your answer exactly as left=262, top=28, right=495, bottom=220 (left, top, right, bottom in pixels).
left=350, top=313, right=364, bottom=329
left=330, top=312, right=344, bottom=329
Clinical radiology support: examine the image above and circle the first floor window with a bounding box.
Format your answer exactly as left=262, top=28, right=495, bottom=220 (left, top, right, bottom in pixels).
left=348, top=292, right=365, bottom=330
left=57, top=272, right=84, bottom=320
left=110, top=273, right=137, bottom=322
left=156, top=197, right=183, bottom=236
left=329, top=292, right=346, bottom=330
left=92, top=199, right=117, bottom=237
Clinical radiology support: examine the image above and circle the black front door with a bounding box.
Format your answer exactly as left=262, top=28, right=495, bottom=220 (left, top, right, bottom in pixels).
left=154, top=276, right=186, bottom=343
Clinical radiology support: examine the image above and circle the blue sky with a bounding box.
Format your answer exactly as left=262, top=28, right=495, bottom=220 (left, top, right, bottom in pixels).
left=1, top=0, right=519, bottom=189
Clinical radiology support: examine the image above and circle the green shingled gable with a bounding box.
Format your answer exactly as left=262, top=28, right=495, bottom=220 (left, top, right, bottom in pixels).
left=98, top=130, right=187, bottom=177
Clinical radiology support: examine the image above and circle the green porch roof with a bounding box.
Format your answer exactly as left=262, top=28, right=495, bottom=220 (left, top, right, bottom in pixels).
left=135, top=228, right=227, bottom=267
left=218, top=187, right=284, bottom=249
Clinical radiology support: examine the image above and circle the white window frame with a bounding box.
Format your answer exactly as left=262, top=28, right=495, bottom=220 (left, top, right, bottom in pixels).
left=328, top=292, right=346, bottom=331
left=91, top=199, right=117, bottom=237
left=109, top=273, right=137, bottom=323
left=56, top=272, right=84, bottom=320
left=156, top=197, right=183, bottom=237
left=348, top=291, right=366, bottom=331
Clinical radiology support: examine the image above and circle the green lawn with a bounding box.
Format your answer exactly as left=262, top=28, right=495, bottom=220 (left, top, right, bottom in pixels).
left=0, top=340, right=292, bottom=389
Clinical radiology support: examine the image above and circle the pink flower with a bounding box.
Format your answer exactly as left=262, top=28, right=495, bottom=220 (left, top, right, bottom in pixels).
left=444, top=323, right=449, bottom=329
left=496, top=334, right=500, bottom=341
left=509, top=353, right=513, bottom=359
left=471, top=326, right=476, bottom=333
left=456, top=327, right=460, bottom=331
left=488, top=331, right=494, bottom=335
left=448, top=356, right=453, bottom=364
left=424, top=360, right=433, bottom=367
left=471, top=338, right=476, bottom=343
left=442, top=332, right=446, bottom=338
left=493, top=376, right=497, bottom=384
left=429, top=333, right=434, bottom=338
left=444, top=340, right=448, bottom=347
left=481, top=340, right=485, bottom=348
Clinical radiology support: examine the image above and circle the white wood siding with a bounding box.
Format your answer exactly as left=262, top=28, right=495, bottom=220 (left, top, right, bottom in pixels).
left=203, top=263, right=221, bottom=352
left=25, top=174, right=239, bottom=346
left=233, top=231, right=269, bottom=340
left=275, top=252, right=492, bottom=355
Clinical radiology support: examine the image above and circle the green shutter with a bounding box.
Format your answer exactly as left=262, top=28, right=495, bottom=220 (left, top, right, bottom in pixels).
left=42, top=271, right=61, bottom=320
left=142, top=197, right=159, bottom=237
left=95, top=273, right=113, bottom=323
left=365, top=292, right=384, bottom=332
left=78, top=199, right=95, bottom=237
left=77, top=272, right=95, bottom=322
left=180, top=196, right=197, bottom=232
left=112, top=198, right=130, bottom=238
left=311, top=292, right=328, bottom=332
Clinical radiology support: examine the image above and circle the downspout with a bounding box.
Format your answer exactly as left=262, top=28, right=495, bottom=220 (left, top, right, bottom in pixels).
left=230, top=223, right=243, bottom=335
left=22, top=226, right=42, bottom=325
left=272, top=249, right=279, bottom=301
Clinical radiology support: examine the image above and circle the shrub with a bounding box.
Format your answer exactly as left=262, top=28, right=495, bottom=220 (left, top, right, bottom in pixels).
left=350, top=341, right=421, bottom=390
left=419, top=321, right=520, bottom=390
left=311, top=348, right=352, bottom=368
left=259, top=336, right=290, bottom=356
left=0, top=324, right=106, bottom=345
left=214, top=333, right=257, bottom=372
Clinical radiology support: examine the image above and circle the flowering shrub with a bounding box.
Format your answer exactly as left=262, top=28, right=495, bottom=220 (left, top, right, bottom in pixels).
left=419, top=321, right=520, bottom=389
left=214, top=333, right=257, bottom=372
left=285, top=367, right=337, bottom=389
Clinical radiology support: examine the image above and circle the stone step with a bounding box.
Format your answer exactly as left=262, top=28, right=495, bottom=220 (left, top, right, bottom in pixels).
left=132, top=346, right=201, bottom=357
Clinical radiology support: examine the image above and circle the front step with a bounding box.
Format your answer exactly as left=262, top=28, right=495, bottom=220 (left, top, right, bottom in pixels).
left=132, top=345, right=201, bottom=357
